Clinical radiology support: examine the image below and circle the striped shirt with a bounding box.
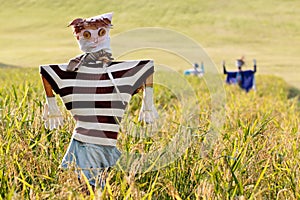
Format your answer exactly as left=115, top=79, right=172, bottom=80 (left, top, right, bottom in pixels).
left=40, top=60, right=154, bottom=146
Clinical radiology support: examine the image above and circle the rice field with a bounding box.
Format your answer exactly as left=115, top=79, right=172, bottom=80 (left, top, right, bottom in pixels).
left=0, top=0, right=300, bottom=199
left=0, top=68, right=299, bottom=199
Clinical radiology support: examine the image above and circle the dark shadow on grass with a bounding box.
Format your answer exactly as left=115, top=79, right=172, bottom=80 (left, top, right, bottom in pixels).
left=0, top=62, right=20, bottom=68
left=288, top=86, right=300, bottom=105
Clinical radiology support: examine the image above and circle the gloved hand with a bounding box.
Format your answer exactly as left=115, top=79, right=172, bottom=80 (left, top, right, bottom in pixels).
left=138, top=87, right=159, bottom=124
left=43, top=97, right=64, bottom=130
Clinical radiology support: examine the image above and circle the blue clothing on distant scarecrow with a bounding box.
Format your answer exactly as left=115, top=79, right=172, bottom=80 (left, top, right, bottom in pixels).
left=223, top=57, right=257, bottom=92
left=183, top=62, right=205, bottom=77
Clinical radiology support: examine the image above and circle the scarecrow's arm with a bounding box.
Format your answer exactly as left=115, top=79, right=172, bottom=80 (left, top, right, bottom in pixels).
left=41, top=75, right=64, bottom=130
left=138, top=73, right=158, bottom=123
left=41, top=76, right=55, bottom=97
left=222, top=60, right=227, bottom=74
left=253, top=59, right=257, bottom=73
left=145, top=74, right=153, bottom=87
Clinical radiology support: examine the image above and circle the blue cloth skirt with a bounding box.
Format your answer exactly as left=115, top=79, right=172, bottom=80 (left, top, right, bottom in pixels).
left=61, top=136, right=121, bottom=186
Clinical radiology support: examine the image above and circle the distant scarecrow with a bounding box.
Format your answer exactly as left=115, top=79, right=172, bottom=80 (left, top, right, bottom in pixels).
left=40, top=12, right=158, bottom=190
left=183, top=62, right=205, bottom=77
left=223, top=56, right=257, bottom=92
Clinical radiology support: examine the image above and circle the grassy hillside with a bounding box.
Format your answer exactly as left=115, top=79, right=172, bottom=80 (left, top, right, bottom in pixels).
left=0, top=0, right=299, bottom=88
left=0, top=67, right=299, bottom=199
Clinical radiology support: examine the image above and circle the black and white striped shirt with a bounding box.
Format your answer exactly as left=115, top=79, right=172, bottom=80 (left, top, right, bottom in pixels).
left=40, top=60, right=154, bottom=146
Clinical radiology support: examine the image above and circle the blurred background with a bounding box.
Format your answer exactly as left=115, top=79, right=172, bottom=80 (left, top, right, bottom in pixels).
left=0, top=0, right=299, bottom=88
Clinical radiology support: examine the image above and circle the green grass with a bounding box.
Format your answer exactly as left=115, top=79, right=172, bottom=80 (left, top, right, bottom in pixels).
left=0, top=0, right=299, bottom=88
left=0, top=68, right=299, bottom=199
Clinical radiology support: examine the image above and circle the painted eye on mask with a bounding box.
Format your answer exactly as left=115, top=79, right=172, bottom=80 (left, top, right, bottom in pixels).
left=83, top=31, right=91, bottom=39
left=98, top=28, right=106, bottom=37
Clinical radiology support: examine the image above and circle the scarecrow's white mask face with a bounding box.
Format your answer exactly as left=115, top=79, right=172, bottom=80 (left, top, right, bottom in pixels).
left=69, top=12, right=113, bottom=53
left=235, top=60, right=244, bottom=68
left=76, top=27, right=111, bottom=53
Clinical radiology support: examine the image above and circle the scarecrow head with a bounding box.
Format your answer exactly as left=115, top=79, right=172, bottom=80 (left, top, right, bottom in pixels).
left=68, top=12, right=113, bottom=53
left=235, top=56, right=245, bottom=70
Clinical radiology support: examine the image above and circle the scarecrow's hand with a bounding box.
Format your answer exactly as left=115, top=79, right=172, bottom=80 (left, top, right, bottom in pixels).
left=138, top=87, right=159, bottom=124
left=43, top=97, right=64, bottom=130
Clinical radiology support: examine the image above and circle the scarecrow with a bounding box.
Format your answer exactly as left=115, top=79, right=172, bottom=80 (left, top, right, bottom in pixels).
left=183, top=62, right=205, bottom=77
left=40, top=12, right=158, bottom=190
left=223, top=56, right=257, bottom=92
